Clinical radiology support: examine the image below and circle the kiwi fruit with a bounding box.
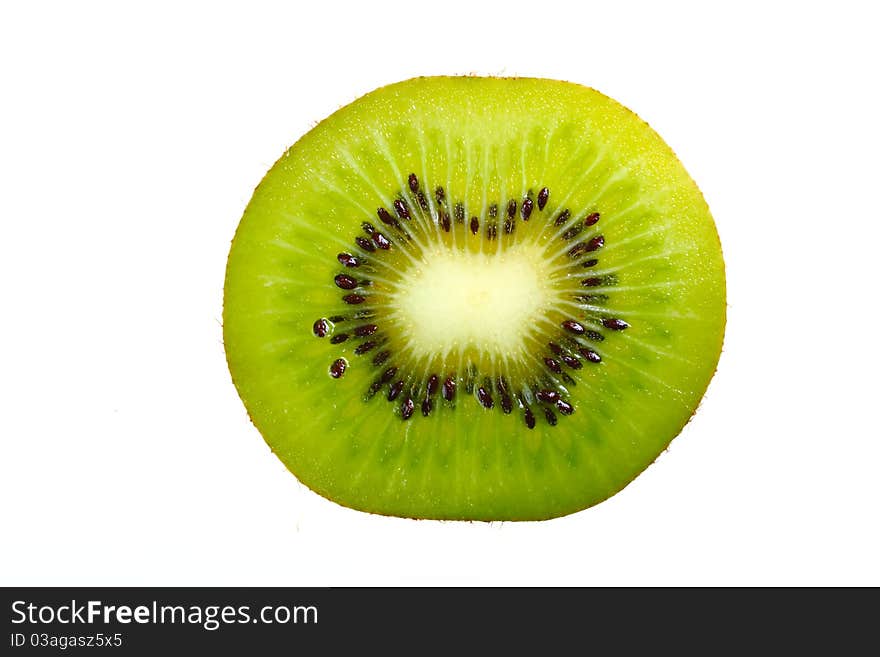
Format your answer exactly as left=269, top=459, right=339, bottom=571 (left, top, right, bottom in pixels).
left=223, top=76, right=725, bottom=521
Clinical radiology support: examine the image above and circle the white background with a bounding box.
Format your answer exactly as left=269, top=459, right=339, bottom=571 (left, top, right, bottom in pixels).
left=2, top=1, right=878, bottom=586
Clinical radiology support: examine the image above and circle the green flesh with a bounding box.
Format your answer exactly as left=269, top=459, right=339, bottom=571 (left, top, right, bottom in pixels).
left=223, top=77, right=726, bottom=521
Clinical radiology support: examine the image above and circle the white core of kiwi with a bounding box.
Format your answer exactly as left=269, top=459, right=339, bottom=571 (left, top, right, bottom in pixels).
left=389, top=243, right=555, bottom=360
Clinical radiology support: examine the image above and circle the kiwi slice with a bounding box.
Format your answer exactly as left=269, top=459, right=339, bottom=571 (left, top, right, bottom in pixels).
left=223, top=77, right=725, bottom=521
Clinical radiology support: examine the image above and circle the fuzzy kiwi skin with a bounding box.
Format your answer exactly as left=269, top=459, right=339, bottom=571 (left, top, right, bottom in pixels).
left=223, top=76, right=726, bottom=521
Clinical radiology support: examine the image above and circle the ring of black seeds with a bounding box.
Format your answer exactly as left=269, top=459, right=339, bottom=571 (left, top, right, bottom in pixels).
left=311, top=176, right=628, bottom=428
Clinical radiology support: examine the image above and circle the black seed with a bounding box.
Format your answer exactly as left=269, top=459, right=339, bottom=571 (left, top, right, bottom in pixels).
left=477, top=386, right=494, bottom=409
left=521, top=197, right=533, bottom=220
left=507, top=199, right=517, bottom=218
left=313, top=318, right=329, bottom=337
left=328, top=315, right=345, bottom=322
left=544, top=407, right=558, bottom=426
left=330, top=333, right=349, bottom=344
left=353, top=309, right=375, bottom=319
left=354, top=340, right=377, bottom=355
left=554, top=209, right=571, bottom=226
left=556, top=399, right=574, bottom=415
left=372, top=350, right=391, bottom=366
left=544, top=357, right=562, bottom=373
left=524, top=408, right=536, bottom=429
left=582, top=277, right=602, bottom=287
left=435, top=186, right=445, bottom=204
left=366, top=380, right=383, bottom=398
left=381, top=367, right=398, bottom=383
left=354, top=324, right=378, bottom=337
left=393, top=199, right=410, bottom=220
left=585, top=212, right=600, bottom=226
left=585, top=330, right=604, bottom=342
left=401, top=397, right=415, bottom=420
left=408, top=173, right=419, bottom=192
left=561, top=372, right=576, bottom=386
left=421, top=398, right=433, bottom=417
left=329, top=358, right=347, bottom=378
left=388, top=380, right=404, bottom=401
left=536, top=390, right=560, bottom=403
left=470, top=216, right=479, bottom=235
left=548, top=342, right=563, bottom=356
left=562, top=320, right=586, bottom=335
left=426, top=374, right=439, bottom=397
left=489, top=204, right=498, bottom=218
left=568, top=242, right=588, bottom=258
left=417, top=191, right=428, bottom=210
left=500, top=394, right=513, bottom=414
left=362, top=221, right=375, bottom=235
left=562, top=354, right=582, bottom=369
left=580, top=347, right=602, bottom=363
left=342, top=294, right=366, bottom=304
left=602, top=318, right=630, bottom=331
left=442, top=377, right=456, bottom=401
left=439, top=211, right=451, bottom=232
left=337, top=252, right=359, bottom=268
left=334, top=274, right=358, bottom=290
left=372, top=232, right=391, bottom=249
left=582, top=258, right=598, bottom=268
left=586, top=235, right=605, bottom=252
left=562, top=224, right=583, bottom=240
left=355, top=236, right=375, bottom=252
left=576, top=293, right=609, bottom=304
left=454, top=202, right=465, bottom=222
left=504, top=218, right=514, bottom=234
left=377, top=207, right=396, bottom=226
left=496, top=376, right=509, bottom=395
left=487, top=223, right=497, bottom=240
left=537, top=187, right=549, bottom=210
